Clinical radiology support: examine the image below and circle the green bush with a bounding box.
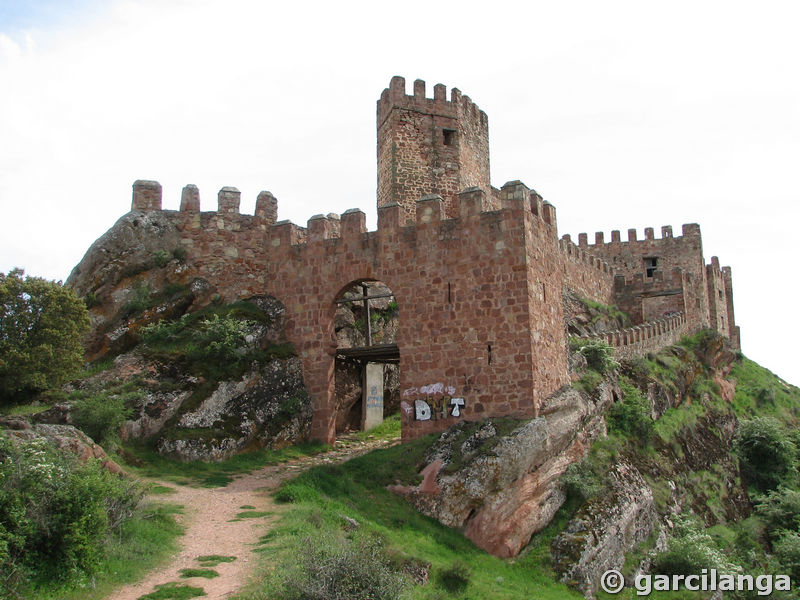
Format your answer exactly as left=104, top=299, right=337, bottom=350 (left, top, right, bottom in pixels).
left=276, top=533, right=408, bottom=600
left=562, top=458, right=604, bottom=503
left=140, top=313, right=254, bottom=379
left=0, top=434, right=140, bottom=593
left=122, top=282, right=154, bottom=318
left=734, top=417, right=797, bottom=492
left=754, top=487, right=800, bottom=540
left=153, top=250, right=170, bottom=268
left=773, top=531, right=800, bottom=584
left=607, top=379, right=654, bottom=441
left=172, top=246, right=188, bottom=263
left=571, top=338, right=619, bottom=374
left=652, top=513, right=740, bottom=577
left=71, top=392, right=134, bottom=447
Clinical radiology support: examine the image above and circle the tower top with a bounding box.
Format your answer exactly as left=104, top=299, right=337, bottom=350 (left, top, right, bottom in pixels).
left=376, top=76, right=491, bottom=222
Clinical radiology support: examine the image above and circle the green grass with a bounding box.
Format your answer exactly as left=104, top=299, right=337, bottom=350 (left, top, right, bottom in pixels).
left=579, top=297, right=632, bottom=327
left=179, top=568, right=219, bottom=579
left=137, top=582, right=206, bottom=599
left=0, top=400, right=51, bottom=417
left=730, top=357, right=800, bottom=423
left=122, top=441, right=330, bottom=487
left=196, top=555, right=237, bottom=567
left=235, top=511, right=272, bottom=519
left=149, top=484, right=178, bottom=495
left=19, top=502, right=183, bottom=600
left=350, top=413, right=402, bottom=441
left=237, top=435, right=582, bottom=600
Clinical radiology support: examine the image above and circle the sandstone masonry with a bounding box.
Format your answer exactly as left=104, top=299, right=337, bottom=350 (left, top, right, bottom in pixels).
left=73, top=76, right=739, bottom=444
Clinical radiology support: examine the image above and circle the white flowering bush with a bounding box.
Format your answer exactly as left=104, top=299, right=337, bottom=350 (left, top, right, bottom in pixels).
left=0, top=433, right=140, bottom=594
left=652, top=513, right=741, bottom=576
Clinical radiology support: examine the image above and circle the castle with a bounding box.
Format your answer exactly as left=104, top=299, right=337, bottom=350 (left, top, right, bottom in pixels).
left=119, top=76, right=739, bottom=444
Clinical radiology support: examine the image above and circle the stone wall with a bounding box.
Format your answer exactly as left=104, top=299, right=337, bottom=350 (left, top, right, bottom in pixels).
left=567, top=223, right=737, bottom=347
left=558, top=236, right=615, bottom=305
left=578, top=313, right=688, bottom=360
left=125, top=179, right=570, bottom=443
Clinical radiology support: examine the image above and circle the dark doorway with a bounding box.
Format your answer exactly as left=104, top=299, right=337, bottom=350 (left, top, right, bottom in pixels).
left=333, top=281, right=399, bottom=433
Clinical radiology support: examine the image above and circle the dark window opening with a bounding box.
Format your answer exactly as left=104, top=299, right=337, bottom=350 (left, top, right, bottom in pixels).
left=487, top=343, right=493, bottom=365
left=644, top=257, right=658, bottom=278
left=443, top=128, right=456, bottom=146
left=719, top=289, right=723, bottom=299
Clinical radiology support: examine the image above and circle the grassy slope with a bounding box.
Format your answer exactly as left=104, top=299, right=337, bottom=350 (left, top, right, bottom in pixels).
left=237, top=337, right=800, bottom=599
left=235, top=429, right=582, bottom=600
left=18, top=503, right=183, bottom=600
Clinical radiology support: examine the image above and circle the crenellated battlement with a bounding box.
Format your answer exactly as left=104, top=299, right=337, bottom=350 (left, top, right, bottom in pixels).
left=128, top=178, right=558, bottom=256
left=577, top=312, right=687, bottom=360
left=569, top=223, right=699, bottom=249
left=377, top=76, right=488, bottom=131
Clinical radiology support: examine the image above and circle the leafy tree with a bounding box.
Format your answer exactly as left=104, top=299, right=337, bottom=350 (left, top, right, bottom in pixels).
left=734, top=417, right=797, bottom=492
left=0, top=269, right=90, bottom=404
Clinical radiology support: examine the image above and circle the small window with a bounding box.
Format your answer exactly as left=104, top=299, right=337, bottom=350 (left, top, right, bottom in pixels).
left=719, top=289, right=723, bottom=300
left=644, top=257, right=658, bottom=278
left=443, top=128, right=456, bottom=146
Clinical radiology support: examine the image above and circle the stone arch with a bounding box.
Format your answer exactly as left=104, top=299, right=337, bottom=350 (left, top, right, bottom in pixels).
left=330, top=278, right=400, bottom=437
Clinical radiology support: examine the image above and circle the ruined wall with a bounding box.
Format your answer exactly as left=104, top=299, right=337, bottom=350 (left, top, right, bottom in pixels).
left=131, top=179, right=568, bottom=443
left=723, top=267, right=741, bottom=349
left=706, top=257, right=739, bottom=348
left=612, top=268, right=687, bottom=325
left=377, top=77, right=491, bottom=223
left=574, top=225, right=711, bottom=332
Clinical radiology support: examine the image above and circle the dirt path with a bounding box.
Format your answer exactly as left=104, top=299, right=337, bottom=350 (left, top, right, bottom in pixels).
left=108, top=436, right=397, bottom=600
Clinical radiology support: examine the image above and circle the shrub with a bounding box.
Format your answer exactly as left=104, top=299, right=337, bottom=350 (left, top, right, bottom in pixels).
left=571, top=339, right=619, bottom=374
left=773, top=531, right=800, bottom=584
left=607, top=379, right=654, bottom=441
left=652, top=513, right=740, bottom=576
left=71, top=392, right=134, bottom=447
left=122, top=282, right=154, bottom=318
left=0, top=434, right=140, bottom=593
left=153, top=250, right=170, bottom=268
left=574, top=370, right=604, bottom=394
left=734, top=417, right=797, bottom=492
left=562, top=458, right=604, bottom=503
left=277, top=533, right=408, bottom=600
left=437, top=560, right=471, bottom=593
left=754, top=488, right=800, bottom=539
left=140, top=313, right=255, bottom=379
left=172, top=246, right=188, bottom=263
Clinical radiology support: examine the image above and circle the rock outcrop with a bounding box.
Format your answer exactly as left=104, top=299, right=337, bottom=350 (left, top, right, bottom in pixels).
left=394, top=381, right=616, bottom=558
left=0, top=416, right=125, bottom=475
left=63, top=212, right=314, bottom=460
left=551, top=461, right=658, bottom=598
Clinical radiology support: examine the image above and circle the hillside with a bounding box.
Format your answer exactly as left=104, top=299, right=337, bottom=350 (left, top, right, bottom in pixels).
left=228, top=331, right=800, bottom=599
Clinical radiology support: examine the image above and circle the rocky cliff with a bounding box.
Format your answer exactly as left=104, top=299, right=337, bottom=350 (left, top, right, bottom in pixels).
left=393, top=328, right=751, bottom=598
left=62, top=212, right=312, bottom=460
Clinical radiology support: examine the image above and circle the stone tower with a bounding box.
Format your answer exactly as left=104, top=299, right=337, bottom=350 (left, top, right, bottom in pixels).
left=377, top=76, right=491, bottom=222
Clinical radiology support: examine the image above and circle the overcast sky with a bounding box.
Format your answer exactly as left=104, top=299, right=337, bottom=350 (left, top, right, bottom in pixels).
left=1, top=0, right=798, bottom=384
